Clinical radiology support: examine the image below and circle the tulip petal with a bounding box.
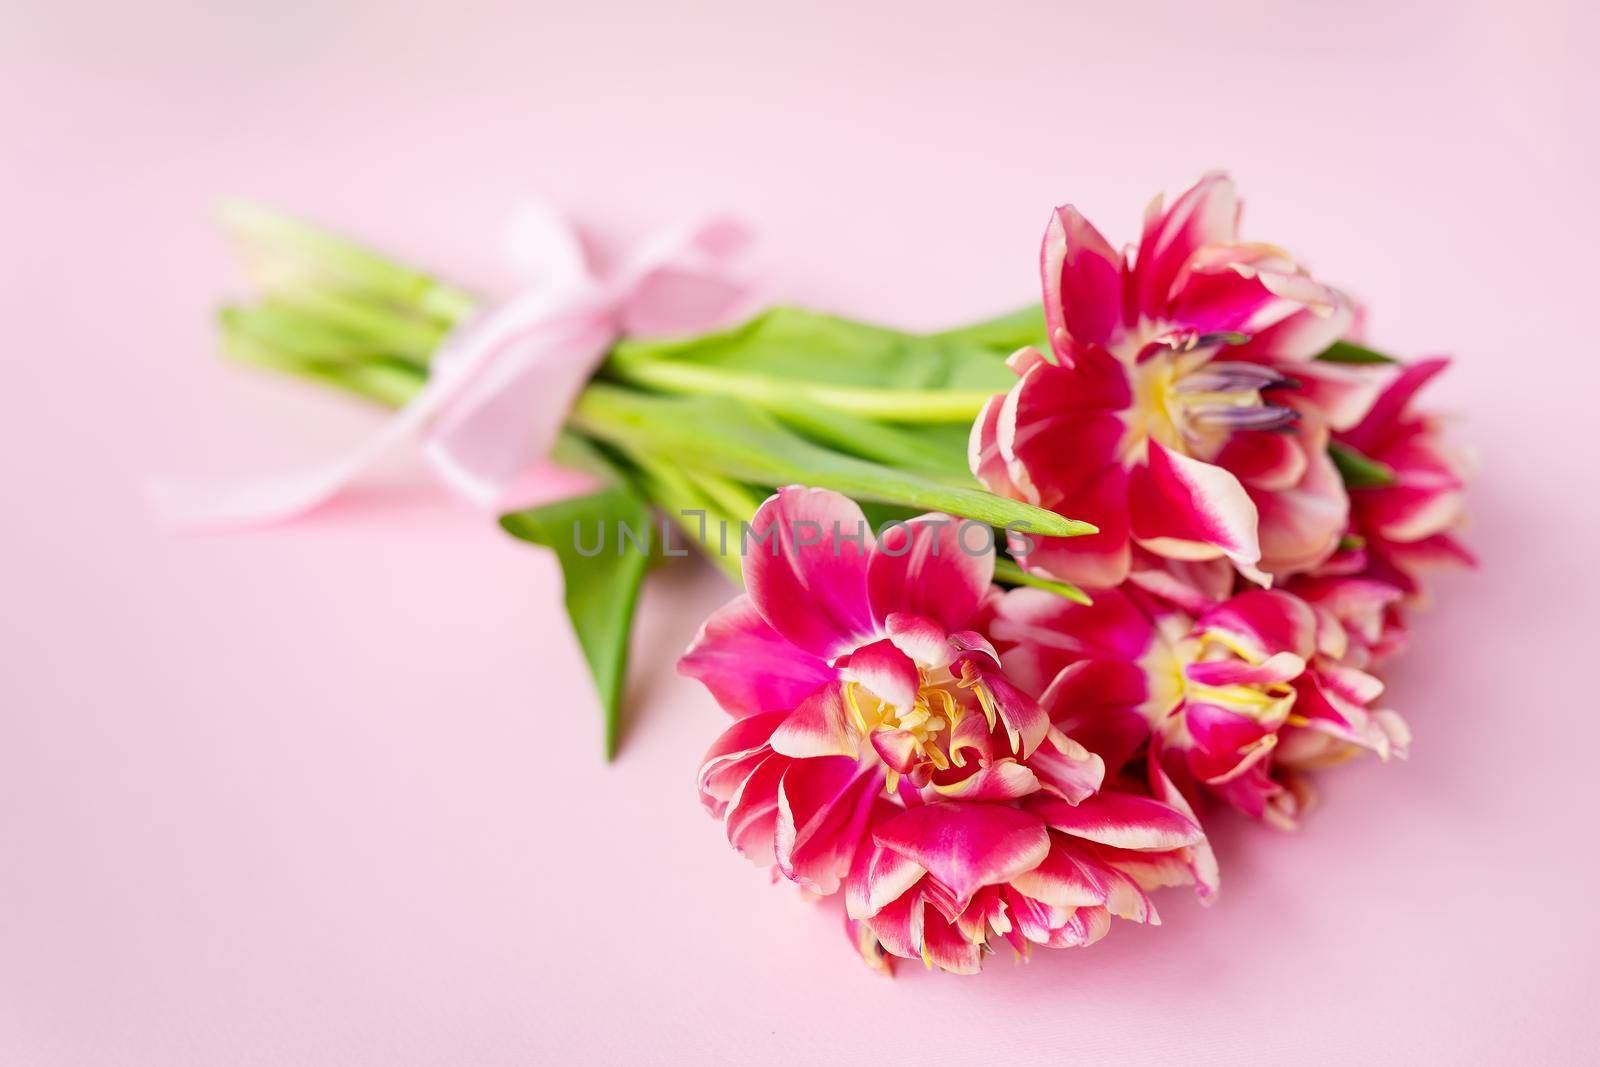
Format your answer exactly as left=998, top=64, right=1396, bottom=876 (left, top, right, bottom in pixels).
left=928, top=759, right=1041, bottom=802
left=698, top=710, right=787, bottom=811
left=1216, top=430, right=1307, bottom=493
left=1043, top=204, right=1125, bottom=348
left=946, top=712, right=998, bottom=767
left=866, top=846, right=928, bottom=916
left=989, top=585, right=1162, bottom=675
left=867, top=887, right=926, bottom=961
left=920, top=914, right=984, bottom=974
left=723, top=753, right=785, bottom=867
left=1126, top=553, right=1234, bottom=614
left=1097, top=862, right=1158, bottom=924
left=1182, top=703, right=1279, bottom=783
left=1129, top=441, right=1261, bottom=567
left=743, top=486, right=875, bottom=659
left=1011, top=463, right=1133, bottom=589
left=1027, top=730, right=1106, bottom=804
left=842, top=638, right=920, bottom=711
left=1184, top=650, right=1306, bottom=687
left=1285, top=360, right=1388, bottom=431
left=1008, top=838, right=1108, bottom=907
left=884, top=612, right=955, bottom=669
left=869, top=728, right=921, bottom=774
left=954, top=885, right=1011, bottom=946
left=1168, top=245, right=1301, bottom=335
left=1002, top=887, right=1072, bottom=945
left=1051, top=904, right=1113, bottom=948
left=769, top=682, right=860, bottom=759
left=968, top=394, right=1024, bottom=501
left=843, top=915, right=894, bottom=976
left=1099, top=846, right=1196, bottom=892
left=679, top=595, right=837, bottom=717
left=775, top=757, right=880, bottom=895
left=1028, top=792, right=1204, bottom=851
left=867, top=514, right=994, bottom=634
left=1230, top=298, right=1356, bottom=364
left=1148, top=753, right=1220, bottom=902
left=1034, top=660, right=1160, bottom=771
left=873, top=801, right=1050, bottom=904
left=1134, top=172, right=1239, bottom=318
left=970, top=665, right=1050, bottom=759
left=1250, top=426, right=1348, bottom=576
left=1343, top=357, right=1451, bottom=455
left=1198, top=589, right=1318, bottom=662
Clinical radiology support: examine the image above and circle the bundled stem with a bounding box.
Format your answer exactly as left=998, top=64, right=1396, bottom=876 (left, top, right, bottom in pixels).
left=212, top=204, right=1096, bottom=755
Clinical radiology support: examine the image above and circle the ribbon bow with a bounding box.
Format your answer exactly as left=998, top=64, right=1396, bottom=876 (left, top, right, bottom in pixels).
left=149, top=203, right=752, bottom=529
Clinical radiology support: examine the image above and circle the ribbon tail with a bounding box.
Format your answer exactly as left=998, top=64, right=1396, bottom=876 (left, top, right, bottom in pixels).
left=147, top=293, right=618, bottom=531
left=146, top=206, right=754, bottom=532
left=421, top=315, right=614, bottom=509
left=142, top=376, right=457, bottom=531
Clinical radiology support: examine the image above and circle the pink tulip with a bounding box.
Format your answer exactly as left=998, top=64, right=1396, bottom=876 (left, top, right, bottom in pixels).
left=1331, top=357, right=1474, bottom=600
left=682, top=487, right=1209, bottom=971
left=844, top=784, right=1210, bottom=973
left=989, top=581, right=1408, bottom=830
left=1282, top=357, right=1472, bottom=663
left=971, top=173, right=1389, bottom=589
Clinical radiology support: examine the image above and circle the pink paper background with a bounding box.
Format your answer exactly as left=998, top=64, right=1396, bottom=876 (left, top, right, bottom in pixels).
left=4, top=1, right=1597, bottom=1062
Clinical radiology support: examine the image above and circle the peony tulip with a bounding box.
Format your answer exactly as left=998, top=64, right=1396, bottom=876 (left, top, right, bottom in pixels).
left=1330, top=357, right=1474, bottom=600
left=971, top=173, right=1389, bottom=588
left=989, top=582, right=1408, bottom=829
left=682, top=486, right=1209, bottom=970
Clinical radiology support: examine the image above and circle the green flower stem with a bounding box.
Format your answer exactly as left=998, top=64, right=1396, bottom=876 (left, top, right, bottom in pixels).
left=992, top=557, right=1092, bottom=605
left=219, top=318, right=427, bottom=408
left=220, top=200, right=478, bottom=327
left=260, top=287, right=451, bottom=366
left=683, top=470, right=765, bottom=526
left=605, top=356, right=994, bottom=424
left=757, top=401, right=973, bottom=481
left=569, top=383, right=1097, bottom=539
left=625, top=455, right=745, bottom=581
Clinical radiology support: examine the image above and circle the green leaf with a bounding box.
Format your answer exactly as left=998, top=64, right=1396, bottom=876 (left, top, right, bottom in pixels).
left=1328, top=440, right=1398, bottom=489
left=745, top=400, right=973, bottom=480
left=499, top=437, right=653, bottom=759
left=570, top=385, right=1097, bottom=539
left=992, top=557, right=1091, bottom=605
left=623, top=453, right=747, bottom=582
left=605, top=356, right=997, bottom=423
left=1316, top=340, right=1398, bottom=365
left=609, top=306, right=1017, bottom=393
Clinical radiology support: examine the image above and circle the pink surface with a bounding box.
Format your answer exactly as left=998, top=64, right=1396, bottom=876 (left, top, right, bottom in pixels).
left=3, top=1, right=1597, bottom=1062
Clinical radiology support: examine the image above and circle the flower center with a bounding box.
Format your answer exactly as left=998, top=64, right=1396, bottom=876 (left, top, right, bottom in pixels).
left=1141, top=621, right=1299, bottom=744
left=1124, top=339, right=1298, bottom=461
left=843, top=662, right=998, bottom=790
left=1176, top=634, right=1296, bottom=721
left=844, top=673, right=957, bottom=768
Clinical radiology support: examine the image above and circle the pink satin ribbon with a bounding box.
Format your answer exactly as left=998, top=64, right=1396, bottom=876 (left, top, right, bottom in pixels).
left=148, top=202, right=752, bottom=529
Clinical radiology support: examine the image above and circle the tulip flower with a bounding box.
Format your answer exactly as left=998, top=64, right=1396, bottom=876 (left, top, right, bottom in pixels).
left=684, top=487, right=1058, bottom=892
left=989, top=583, right=1408, bottom=829
left=972, top=173, right=1388, bottom=589
left=844, top=782, right=1209, bottom=973
left=683, top=486, right=1209, bottom=970
left=1331, top=357, right=1474, bottom=600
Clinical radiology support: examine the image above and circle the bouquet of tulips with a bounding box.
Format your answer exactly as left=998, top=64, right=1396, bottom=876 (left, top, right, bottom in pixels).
left=167, top=173, right=1470, bottom=974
